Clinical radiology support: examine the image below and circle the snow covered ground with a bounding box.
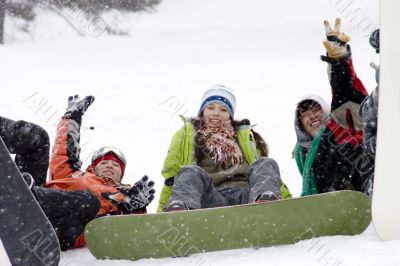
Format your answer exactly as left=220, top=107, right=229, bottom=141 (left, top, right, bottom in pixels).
left=2, top=0, right=400, bottom=265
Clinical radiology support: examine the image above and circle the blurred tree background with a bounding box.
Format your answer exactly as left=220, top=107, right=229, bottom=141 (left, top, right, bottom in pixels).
left=0, top=0, right=162, bottom=43
left=0, top=0, right=5, bottom=44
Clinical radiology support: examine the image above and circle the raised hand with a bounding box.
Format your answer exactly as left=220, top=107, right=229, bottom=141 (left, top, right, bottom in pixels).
left=120, top=176, right=156, bottom=212
left=63, top=95, right=95, bottom=124
left=323, top=18, right=350, bottom=58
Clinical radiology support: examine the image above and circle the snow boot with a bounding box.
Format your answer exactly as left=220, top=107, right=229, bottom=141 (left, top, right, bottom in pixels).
left=164, top=200, right=189, bottom=212
left=254, top=191, right=280, bottom=203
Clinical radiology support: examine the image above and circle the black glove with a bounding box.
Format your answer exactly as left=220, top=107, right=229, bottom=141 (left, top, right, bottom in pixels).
left=120, top=176, right=155, bottom=212
left=369, top=29, right=379, bottom=54
left=101, top=191, right=144, bottom=215
left=63, top=95, right=95, bottom=125
left=102, top=176, right=155, bottom=214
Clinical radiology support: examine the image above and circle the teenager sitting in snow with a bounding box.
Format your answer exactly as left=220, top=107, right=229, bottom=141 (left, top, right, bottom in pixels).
left=0, top=116, right=50, bottom=187
left=293, top=18, right=371, bottom=196
left=22, top=95, right=155, bottom=250
left=158, top=85, right=291, bottom=212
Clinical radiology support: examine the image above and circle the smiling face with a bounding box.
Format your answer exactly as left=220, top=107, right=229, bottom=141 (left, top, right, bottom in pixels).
left=299, top=105, right=324, bottom=137
left=94, top=159, right=123, bottom=184
left=202, top=102, right=231, bottom=124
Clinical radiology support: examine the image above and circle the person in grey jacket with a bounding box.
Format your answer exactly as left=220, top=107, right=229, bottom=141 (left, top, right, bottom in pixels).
left=358, top=28, right=380, bottom=196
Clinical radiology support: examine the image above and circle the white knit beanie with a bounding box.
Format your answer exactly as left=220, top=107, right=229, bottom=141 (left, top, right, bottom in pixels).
left=198, top=85, right=236, bottom=119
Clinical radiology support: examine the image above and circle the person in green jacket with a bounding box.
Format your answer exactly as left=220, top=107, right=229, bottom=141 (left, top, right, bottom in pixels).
left=293, top=95, right=330, bottom=196
left=293, top=18, right=370, bottom=196
left=158, top=85, right=291, bottom=212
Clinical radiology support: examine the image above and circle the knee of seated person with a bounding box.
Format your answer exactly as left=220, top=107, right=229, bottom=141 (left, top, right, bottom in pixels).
left=253, top=157, right=279, bottom=168
left=250, top=158, right=281, bottom=177
left=179, top=165, right=208, bottom=175
left=16, top=120, right=50, bottom=148
left=32, top=124, right=50, bottom=148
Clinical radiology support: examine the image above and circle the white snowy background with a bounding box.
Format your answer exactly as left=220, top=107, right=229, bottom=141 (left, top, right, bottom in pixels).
left=2, top=0, right=400, bottom=265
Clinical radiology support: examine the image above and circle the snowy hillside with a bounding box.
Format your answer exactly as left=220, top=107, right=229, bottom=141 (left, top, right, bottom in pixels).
left=2, top=0, right=399, bottom=265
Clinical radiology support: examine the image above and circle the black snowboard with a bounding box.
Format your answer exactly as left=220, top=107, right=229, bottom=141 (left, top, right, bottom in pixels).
left=0, top=137, right=60, bottom=266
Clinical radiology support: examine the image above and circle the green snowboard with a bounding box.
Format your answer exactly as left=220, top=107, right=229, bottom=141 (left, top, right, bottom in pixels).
left=85, top=191, right=371, bottom=261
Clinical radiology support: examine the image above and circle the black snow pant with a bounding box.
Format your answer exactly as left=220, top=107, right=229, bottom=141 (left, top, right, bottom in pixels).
left=167, top=157, right=283, bottom=209
left=33, top=187, right=100, bottom=251
left=0, top=116, right=50, bottom=186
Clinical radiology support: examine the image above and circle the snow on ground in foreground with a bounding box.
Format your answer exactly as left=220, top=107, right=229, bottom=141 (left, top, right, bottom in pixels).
left=62, top=225, right=400, bottom=266
left=2, top=0, right=399, bottom=265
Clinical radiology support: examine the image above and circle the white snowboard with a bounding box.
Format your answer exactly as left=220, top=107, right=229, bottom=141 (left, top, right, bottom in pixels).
left=372, top=0, right=400, bottom=241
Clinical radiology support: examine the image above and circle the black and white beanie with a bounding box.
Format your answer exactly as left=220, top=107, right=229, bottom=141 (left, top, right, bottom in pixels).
left=198, top=85, right=236, bottom=119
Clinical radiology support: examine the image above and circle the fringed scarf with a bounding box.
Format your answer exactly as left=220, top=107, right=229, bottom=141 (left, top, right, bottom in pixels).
left=196, top=120, right=243, bottom=168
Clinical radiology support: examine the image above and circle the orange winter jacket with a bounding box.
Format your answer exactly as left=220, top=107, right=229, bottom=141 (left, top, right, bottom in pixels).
left=46, top=118, right=146, bottom=248
left=47, top=118, right=126, bottom=216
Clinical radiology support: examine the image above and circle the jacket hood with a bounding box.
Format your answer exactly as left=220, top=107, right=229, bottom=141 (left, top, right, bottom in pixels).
left=294, top=94, right=330, bottom=148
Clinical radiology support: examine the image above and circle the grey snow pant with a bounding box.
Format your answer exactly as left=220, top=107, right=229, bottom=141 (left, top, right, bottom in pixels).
left=167, top=157, right=283, bottom=209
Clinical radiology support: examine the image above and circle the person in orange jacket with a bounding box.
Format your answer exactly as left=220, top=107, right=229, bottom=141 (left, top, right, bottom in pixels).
left=27, top=95, right=155, bottom=251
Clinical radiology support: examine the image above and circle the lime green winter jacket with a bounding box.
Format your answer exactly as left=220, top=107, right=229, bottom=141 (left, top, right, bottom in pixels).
left=157, top=118, right=292, bottom=212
